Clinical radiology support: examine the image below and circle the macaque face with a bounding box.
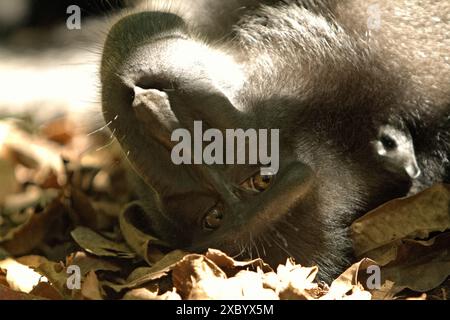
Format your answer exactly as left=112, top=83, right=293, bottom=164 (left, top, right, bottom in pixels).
left=101, top=12, right=318, bottom=262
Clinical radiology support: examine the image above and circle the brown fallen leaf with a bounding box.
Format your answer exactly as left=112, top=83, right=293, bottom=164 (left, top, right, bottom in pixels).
left=0, top=120, right=66, bottom=187
left=35, top=261, right=72, bottom=299
left=187, top=270, right=279, bottom=300
left=29, top=282, right=64, bottom=300
left=122, top=288, right=181, bottom=300
left=81, top=271, right=103, bottom=300
left=205, top=249, right=272, bottom=275
left=0, top=258, right=48, bottom=293
left=70, top=226, right=136, bottom=259
left=1, top=194, right=66, bottom=256
left=40, top=117, right=75, bottom=145
left=379, top=233, right=450, bottom=294
left=0, top=158, right=18, bottom=203
left=0, top=284, right=45, bottom=300
left=172, top=254, right=227, bottom=298
left=69, top=188, right=116, bottom=231
left=66, top=251, right=120, bottom=276
left=352, top=184, right=450, bottom=257
left=119, top=202, right=170, bottom=264
left=16, top=255, right=49, bottom=269
left=263, top=260, right=323, bottom=300
left=321, top=259, right=376, bottom=300
left=103, top=250, right=188, bottom=293
left=0, top=248, right=9, bottom=260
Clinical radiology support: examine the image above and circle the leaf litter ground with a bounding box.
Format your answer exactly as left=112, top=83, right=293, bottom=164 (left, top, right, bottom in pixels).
left=0, top=117, right=448, bottom=300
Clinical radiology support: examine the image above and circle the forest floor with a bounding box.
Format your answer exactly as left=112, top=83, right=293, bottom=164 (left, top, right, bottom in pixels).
left=0, top=116, right=449, bottom=300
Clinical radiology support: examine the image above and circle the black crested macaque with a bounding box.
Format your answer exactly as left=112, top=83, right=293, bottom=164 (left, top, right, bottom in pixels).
left=100, top=0, right=450, bottom=282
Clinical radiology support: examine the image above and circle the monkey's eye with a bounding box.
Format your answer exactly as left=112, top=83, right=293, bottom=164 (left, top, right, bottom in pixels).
left=202, top=207, right=223, bottom=231
left=380, top=134, right=397, bottom=150
left=241, top=173, right=274, bottom=192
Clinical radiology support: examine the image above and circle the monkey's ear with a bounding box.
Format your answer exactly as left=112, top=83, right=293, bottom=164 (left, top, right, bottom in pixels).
left=167, top=82, right=245, bottom=130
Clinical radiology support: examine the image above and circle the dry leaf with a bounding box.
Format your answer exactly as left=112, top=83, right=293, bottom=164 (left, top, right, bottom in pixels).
left=352, top=184, right=450, bottom=257
left=188, top=270, right=279, bottom=300
left=40, top=118, right=75, bottom=145
left=81, top=271, right=103, bottom=300
left=1, top=195, right=65, bottom=255
left=380, top=233, right=450, bottom=293
left=0, top=158, right=18, bottom=203
left=71, top=227, right=135, bottom=259
left=322, top=259, right=376, bottom=300
left=66, top=251, right=120, bottom=276
left=0, top=258, right=48, bottom=293
left=266, top=260, right=322, bottom=300
left=0, top=284, right=44, bottom=300
left=35, top=261, right=70, bottom=295
left=172, top=254, right=227, bottom=299
left=103, top=250, right=188, bottom=293
left=119, top=202, right=170, bottom=264
left=205, top=249, right=272, bottom=274
left=69, top=188, right=115, bottom=231
left=29, top=282, right=64, bottom=300
left=123, top=288, right=181, bottom=300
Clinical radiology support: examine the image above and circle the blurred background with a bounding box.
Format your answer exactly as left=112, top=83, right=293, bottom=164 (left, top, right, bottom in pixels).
left=0, top=0, right=132, bottom=126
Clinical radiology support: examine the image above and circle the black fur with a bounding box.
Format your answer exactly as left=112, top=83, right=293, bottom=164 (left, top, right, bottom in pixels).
left=100, top=0, right=450, bottom=282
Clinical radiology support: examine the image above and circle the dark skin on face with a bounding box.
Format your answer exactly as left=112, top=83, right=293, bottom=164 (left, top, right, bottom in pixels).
left=101, top=2, right=450, bottom=282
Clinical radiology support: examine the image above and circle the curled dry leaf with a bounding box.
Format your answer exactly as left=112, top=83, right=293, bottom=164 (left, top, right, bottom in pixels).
left=379, top=233, right=450, bottom=294
left=351, top=184, right=450, bottom=297
left=0, top=158, right=18, bottom=203
left=40, top=117, right=75, bottom=145
left=188, top=270, right=279, bottom=300
left=119, top=202, right=170, bottom=264
left=0, top=284, right=45, bottom=300
left=351, top=184, right=450, bottom=257
left=205, top=249, right=272, bottom=275
left=29, top=282, right=63, bottom=300
left=65, top=251, right=120, bottom=276
left=16, top=255, right=49, bottom=269
left=123, top=288, right=181, bottom=300
left=70, top=226, right=136, bottom=259
left=103, top=250, right=188, bottom=293
left=0, top=248, right=9, bottom=260
left=69, top=188, right=116, bottom=231
left=322, top=259, right=376, bottom=300
left=35, top=260, right=72, bottom=298
left=264, top=260, right=323, bottom=300
left=0, top=120, right=66, bottom=187
left=172, top=254, right=227, bottom=299
left=81, top=271, right=103, bottom=300
left=1, top=194, right=65, bottom=256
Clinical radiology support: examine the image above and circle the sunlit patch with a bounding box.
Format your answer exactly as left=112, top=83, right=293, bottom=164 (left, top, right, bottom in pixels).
left=0, top=258, right=48, bottom=293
